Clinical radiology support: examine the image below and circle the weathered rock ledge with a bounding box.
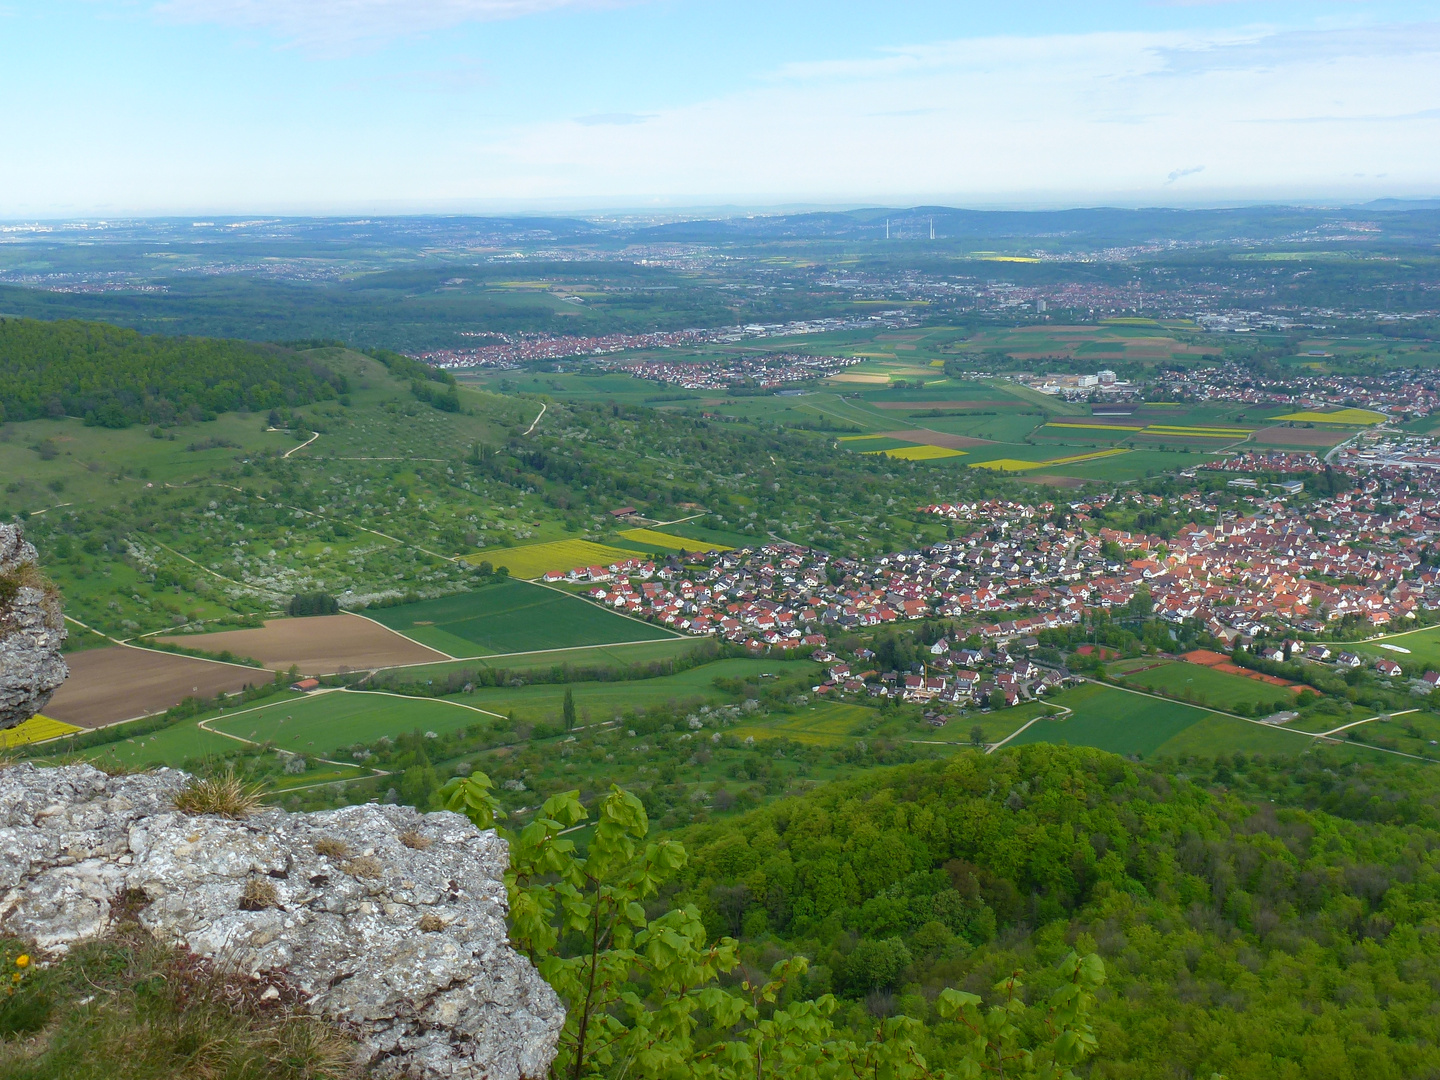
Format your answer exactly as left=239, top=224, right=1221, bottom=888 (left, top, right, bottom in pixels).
left=0, top=523, right=68, bottom=730
left=0, top=763, right=564, bottom=1079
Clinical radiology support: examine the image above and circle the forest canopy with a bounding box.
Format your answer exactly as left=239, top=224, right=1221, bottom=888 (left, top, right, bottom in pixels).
left=672, top=744, right=1440, bottom=1079
left=0, top=317, right=347, bottom=427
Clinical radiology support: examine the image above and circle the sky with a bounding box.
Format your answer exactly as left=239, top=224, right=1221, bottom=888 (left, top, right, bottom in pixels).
left=1, top=0, right=1438, bottom=215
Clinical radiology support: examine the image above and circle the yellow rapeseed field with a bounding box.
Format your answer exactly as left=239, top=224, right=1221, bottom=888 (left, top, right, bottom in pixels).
left=865, top=445, right=967, bottom=460
left=1271, top=408, right=1387, bottom=426
left=971, top=448, right=1130, bottom=472
left=1, top=714, right=81, bottom=748
left=461, top=539, right=638, bottom=579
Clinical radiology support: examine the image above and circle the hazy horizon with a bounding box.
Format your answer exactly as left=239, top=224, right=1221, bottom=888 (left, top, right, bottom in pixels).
left=2, top=1, right=1437, bottom=216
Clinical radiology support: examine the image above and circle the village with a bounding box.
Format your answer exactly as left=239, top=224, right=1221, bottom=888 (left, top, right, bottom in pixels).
left=545, top=463, right=1440, bottom=711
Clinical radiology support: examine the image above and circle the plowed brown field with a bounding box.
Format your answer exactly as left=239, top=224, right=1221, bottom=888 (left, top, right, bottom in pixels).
left=45, top=646, right=266, bottom=728
left=1251, top=426, right=1351, bottom=447
left=156, top=613, right=446, bottom=674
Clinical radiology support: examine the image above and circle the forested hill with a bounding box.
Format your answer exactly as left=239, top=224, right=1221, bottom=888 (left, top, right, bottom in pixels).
left=0, top=317, right=346, bottom=428
left=675, top=745, right=1440, bottom=1079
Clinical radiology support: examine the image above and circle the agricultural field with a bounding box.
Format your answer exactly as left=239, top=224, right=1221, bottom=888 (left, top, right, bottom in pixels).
left=369, top=638, right=707, bottom=684
left=1347, top=623, right=1440, bottom=670
left=451, top=656, right=819, bottom=724
left=1047, top=448, right=1220, bottom=481
left=868, top=444, right=966, bottom=461
left=208, top=689, right=498, bottom=757
left=1269, top=408, right=1387, bottom=425
left=837, top=434, right=915, bottom=453
left=43, top=644, right=270, bottom=727
left=648, top=520, right=758, bottom=550
left=970, top=449, right=1130, bottom=472
left=1249, top=426, right=1354, bottom=448
left=461, top=538, right=639, bottom=579
left=36, top=654, right=822, bottom=776
left=617, top=527, right=731, bottom=554
left=155, top=612, right=447, bottom=673
left=873, top=429, right=996, bottom=450
left=1001, top=681, right=1315, bottom=759
left=901, top=413, right=1046, bottom=443
left=1343, top=710, right=1440, bottom=758
left=1112, top=659, right=1299, bottom=714
left=363, top=578, right=678, bottom=657
left=1, top=714, right=82, bottom=748
left=957, top=323, right=1210, bottom=365
left=1147, top=713, right=1319, bottom=757
left=1005, top=682, right=1221, bottom=757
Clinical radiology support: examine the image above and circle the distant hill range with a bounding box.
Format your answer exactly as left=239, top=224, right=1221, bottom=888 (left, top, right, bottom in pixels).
left=4, top=202, right=1439, bottom=250
left=628, top=202, right=1440, bottom=244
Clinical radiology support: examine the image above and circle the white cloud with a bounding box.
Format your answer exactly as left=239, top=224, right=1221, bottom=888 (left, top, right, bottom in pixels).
left=6, top=16, right=1438, bottom=212
left=478, top=22, right=1440, bottom=203
left=1166, top=166, right=1206, bottom=183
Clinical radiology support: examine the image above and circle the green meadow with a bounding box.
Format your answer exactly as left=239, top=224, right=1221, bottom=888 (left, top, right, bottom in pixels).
left=364, top=578, right=676, bottom=657
left=1112, top=659, right=1297, bottom=714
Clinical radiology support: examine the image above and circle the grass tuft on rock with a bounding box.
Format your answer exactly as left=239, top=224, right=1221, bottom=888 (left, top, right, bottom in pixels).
left=0, top=927, right=356, bottom=1079
left=173, top=770, right=264, bottom=819
left=239, top=878, right=280, bottom=912
left=312, top=838, right=350, bottom=859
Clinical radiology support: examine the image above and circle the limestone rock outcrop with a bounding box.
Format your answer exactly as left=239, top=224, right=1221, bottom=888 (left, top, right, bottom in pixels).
left=0, top=523, right=67, bottom=730
left=0, top=763, right=564, bottom=1080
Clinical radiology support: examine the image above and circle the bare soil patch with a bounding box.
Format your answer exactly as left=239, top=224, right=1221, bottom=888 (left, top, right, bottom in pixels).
left=1017, top=474, right=1088, bottom=489
left=879, top=429, right=996, bottom=449
left=1182, top=649, right=1299, bottom=690
left=1251, top=426, right=1350, bottom=447
left=156, top=613, right=446, bottom=674
left=45, top=647, right=264, bottom=728
left=1182, top=649, right=1230, bottom=667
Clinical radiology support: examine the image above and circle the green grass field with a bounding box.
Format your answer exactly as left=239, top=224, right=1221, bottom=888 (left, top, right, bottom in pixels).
left=1150, top=714, right=1316, bottom=757
left=1006, top=683, right=1217, bottom=757
left=363, top=579, right=677, bottom=657
left=1347, top=624, right=1440, bottom=669
left=208, top=689, right=495, bottom=756
left=730, top=701, right=879, bottom=745
left=914, top=413, right=1046, bottom=441
left=1113, top=660, right=1296, bottom=714
left=455, top=656, right=819, bottom=724
left=376, top=638, right=706, bottom=681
